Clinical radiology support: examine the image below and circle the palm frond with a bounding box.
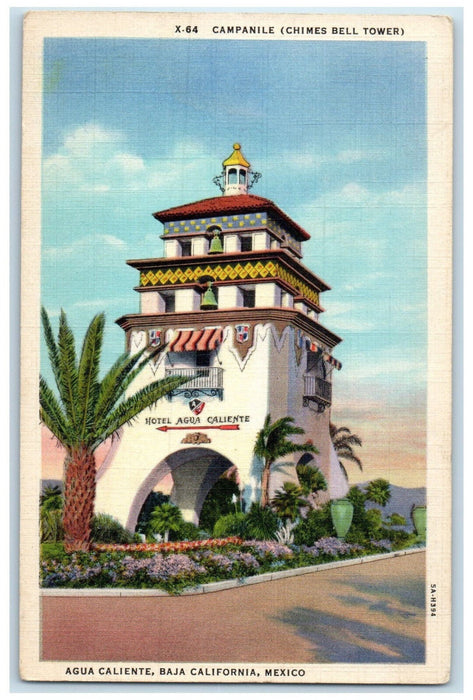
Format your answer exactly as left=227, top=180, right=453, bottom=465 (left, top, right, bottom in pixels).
left=41, top=306, right=61, bottom=387
left=94, top=344, right=167, bottom=423
left=93, top=351, right=135, bottom=421
left=332, top=434, right=362, bottom=449
left=39, top=375, right=72, bottom=447
left=76, top=313, right=105, bottom=442
left=338, top=460, right=349, bottom=481
left=330, top=425, right=351, bottom=436
left=56, top=310, right=79, bottom=428
left=336, top=448, right=363, bottom=470
left=93, top=374, right=191, bottom=447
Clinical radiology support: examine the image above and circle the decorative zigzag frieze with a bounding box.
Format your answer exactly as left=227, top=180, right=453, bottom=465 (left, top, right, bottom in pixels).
left=139, top=260, right=320, bottom=306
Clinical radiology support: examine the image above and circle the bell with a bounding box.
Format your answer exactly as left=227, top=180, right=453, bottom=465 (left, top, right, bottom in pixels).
left=200, top=282, right=218, bottom=310
left=208, top=231, right=223, bottom=254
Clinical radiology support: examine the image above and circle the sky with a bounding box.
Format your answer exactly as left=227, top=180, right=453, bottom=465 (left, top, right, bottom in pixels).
left=41, top=38, right=427, bottom=487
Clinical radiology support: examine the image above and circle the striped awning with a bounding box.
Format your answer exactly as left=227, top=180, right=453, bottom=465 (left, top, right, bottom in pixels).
left=169, top=328, right=223, bottom=352
left=307, top=340, right=342, bottom=370
left=323, top=353, right=342, bottom=371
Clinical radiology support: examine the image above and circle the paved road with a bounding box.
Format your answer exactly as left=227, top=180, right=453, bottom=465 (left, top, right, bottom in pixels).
left=42, top=552, right=425, bottom=664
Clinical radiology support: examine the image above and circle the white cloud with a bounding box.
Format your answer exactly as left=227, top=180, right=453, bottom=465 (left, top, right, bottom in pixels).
left=328, top=317, right=376, bottom=333
left=43, top=122, right=208, bottom=196
left=73, top=296, right=130, bottom=309
left=109, top=153, right=145, bottom=173
left=284, top=148, right=383, bottom=170
left=62, top=123, right=123, bottom=156
left=311, top=182, right=425, bottom=209
left=43, top=233, right=126, bottom=261
left=337, top=352, right=425, bottom=382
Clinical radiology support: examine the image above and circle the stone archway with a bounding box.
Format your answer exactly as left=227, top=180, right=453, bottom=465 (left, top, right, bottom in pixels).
left=126, top=447, right=236, bottom=531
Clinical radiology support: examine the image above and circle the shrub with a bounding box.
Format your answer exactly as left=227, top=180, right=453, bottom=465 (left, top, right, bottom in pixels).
left=40, top=485, right=63, bottom=510
left=91, top=513, right=134, bottom=544
left=293, top=503, right=334, bottom=546
left=174, top=521, right=202, bottom=542
left=245, top=503, right=279, bottom=540
left=40, top=508, right=64, bottom=543
left=41, top=542, right=66, bottom=561
left=213, top=512, right=247, bottom=538
left=364, top=508, right=383, bottom=537
left=383, top=513, right=407, bottom=527
left=136, top=491, right=169, bottom=534
left=199, top=477, right=240, bottom=532
left=378, top=526, right=416, bottom=548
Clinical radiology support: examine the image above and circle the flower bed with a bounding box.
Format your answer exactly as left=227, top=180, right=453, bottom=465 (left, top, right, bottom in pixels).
left=92, top=537, right=243, bottom=554
left=40, top=537, right=403, bottom=593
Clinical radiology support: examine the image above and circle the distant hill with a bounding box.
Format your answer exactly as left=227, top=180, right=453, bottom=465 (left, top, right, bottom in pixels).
left=354, top=482, right=426, bottom=527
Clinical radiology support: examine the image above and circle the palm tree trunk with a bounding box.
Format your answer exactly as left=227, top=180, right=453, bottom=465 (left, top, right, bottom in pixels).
left=260, top=459, right=272, bottom=508
left=63, top=449, right=96, bottom=552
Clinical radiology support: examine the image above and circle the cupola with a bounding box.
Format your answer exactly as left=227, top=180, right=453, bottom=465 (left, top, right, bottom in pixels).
left=222, top=143, right=251, bottom=196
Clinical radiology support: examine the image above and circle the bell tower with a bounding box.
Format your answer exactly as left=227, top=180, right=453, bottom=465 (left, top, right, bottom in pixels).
left=95, top=143, right=349, bottom=530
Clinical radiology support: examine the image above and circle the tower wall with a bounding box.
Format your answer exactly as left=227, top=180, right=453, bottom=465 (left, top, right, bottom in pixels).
left=95, top=320, right=348, bottom=529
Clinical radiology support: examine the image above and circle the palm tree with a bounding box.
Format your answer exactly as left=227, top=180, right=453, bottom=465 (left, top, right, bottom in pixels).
left=329, top=423, right=363, bottom=478
left=271, top=482, right=307, bottom=522
left=296, top=462, right=327, bottom=497
left=365, top=479, right=391, bottom=507
left=148, top=503, right=184, bottom=542
left=254, top=414, right=318, bottom=508
left=39, top=308, right=190, bottom=552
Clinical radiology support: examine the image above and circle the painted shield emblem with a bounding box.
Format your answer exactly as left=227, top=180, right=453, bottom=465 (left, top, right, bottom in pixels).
left=235, top=324, right=250, bottom=344
left=149, top=329, right=162, bottom=347
left=189, top=399, right=205, bottom=415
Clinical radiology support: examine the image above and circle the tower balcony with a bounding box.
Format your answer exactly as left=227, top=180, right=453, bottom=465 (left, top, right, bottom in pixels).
left=165, top=366, right=224, bottom=400
left=303, top=375, right=332, bottom=412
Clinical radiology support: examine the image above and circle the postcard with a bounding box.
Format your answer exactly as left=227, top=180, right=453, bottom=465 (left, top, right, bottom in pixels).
left=20, top=10, right=453, bottom=684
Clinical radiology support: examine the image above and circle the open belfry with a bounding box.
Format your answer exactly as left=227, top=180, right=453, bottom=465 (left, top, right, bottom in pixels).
left=95, top=144, right=349, bottom=528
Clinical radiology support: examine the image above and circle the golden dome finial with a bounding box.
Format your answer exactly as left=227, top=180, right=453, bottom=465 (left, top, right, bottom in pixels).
left=223, top=143, right=250, bottom=168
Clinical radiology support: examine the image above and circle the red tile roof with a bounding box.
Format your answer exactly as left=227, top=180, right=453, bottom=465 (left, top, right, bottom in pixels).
left=152, top=194, right=311, bottom=241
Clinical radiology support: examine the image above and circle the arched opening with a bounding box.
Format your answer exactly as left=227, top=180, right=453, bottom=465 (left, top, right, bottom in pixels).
left=126, top=447, right=236, bottom=532
left=198, top=465, right=242, bottom=533
left=297, top=452, right=317, bottom=468
left=228, top=167, right=237, bottom=184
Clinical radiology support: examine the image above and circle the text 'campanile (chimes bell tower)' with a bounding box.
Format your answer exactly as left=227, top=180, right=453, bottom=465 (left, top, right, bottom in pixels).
left=95, top=144, right=349, bottom=529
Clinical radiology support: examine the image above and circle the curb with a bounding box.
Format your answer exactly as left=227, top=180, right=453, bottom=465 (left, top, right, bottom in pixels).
left=41, top=546, right=426, bottom=598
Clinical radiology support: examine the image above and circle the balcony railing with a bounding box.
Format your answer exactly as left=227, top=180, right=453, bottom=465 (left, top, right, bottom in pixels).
left=303, top=375, right=332, bottom=411
left=165, top=366, right=224, bottom=400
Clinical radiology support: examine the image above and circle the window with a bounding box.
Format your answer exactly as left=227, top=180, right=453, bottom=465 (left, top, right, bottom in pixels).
left=240, top=236, right=253, bottom=252
left=239, top=168, right=246, bottom=184
left=163, top=293, right=175, bottom=313
left=241, top=288, right=255, bottom=308
left=180, top=240, right=192, bottom=257
left=228, top=168, right=237, bottom=184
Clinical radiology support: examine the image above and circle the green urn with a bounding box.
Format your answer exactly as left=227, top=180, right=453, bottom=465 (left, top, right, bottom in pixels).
left=331, top=498, right=354, bottom=540
left=412, top=505, right=427, bottom=539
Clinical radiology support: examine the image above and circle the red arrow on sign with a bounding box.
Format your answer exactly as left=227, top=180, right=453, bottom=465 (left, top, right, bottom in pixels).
left=157, top=424, right=240, bottom=432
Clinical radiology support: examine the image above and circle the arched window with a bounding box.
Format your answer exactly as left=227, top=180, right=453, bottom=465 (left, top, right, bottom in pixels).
left=228, top=168, right=237, bottom=184
left=239, top=168, right=246, bottom=184
left=297, top=453, right=316, bottom=468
